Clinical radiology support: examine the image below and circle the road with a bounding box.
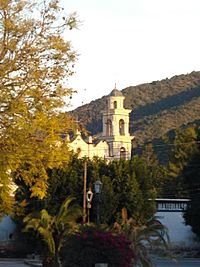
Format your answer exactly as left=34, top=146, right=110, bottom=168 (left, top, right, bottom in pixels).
left=0, top=259, right=29, bottom=267
left=0, top=258, right=200, bottom=267
left=154, top=258, right=200, bottom=267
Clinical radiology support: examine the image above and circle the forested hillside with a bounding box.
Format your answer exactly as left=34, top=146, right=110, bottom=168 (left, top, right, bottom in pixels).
left=70, top=71, right=200, bottom=146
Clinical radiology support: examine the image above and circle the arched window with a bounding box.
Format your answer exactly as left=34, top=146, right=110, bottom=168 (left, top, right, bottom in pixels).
left=114, top=101, right=117, bottom=109
left=106, top=119, right=112, bottom=136
left=119, top=119, right=125, bottom=135
left=77, top=148, right=81, bottom=155
left=108, top=144, right=112, bottom=157
left=120, top=147, right=126, bottom=159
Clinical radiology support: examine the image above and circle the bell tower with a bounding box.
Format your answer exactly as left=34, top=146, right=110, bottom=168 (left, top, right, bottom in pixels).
left=101, top=87, right=134, bottom=159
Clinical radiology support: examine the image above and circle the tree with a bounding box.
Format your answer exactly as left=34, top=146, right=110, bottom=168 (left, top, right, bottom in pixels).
left=15, top=155, right=159, bottom=226
left=23, top=196, right=82, bottom=267
left=163, top=126, right=199, bottom=198
left=0, top=0, right=78, bottom=212
left=140, top=143, right=166, bottom=197
left=183, top=129, right=200, bottom=238
left=107, top=157, right=157, bottom=224
left=42, top=154, right=85, bottom=215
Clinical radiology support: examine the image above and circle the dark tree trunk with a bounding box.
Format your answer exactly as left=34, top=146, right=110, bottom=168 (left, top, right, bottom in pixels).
left=42, top=255, right=61, bottom=267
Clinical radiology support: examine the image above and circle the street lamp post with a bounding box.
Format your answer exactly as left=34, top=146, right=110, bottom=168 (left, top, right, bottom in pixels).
left=94, top=180, right=103, bottom=225
left=86, top=187, right=93, bottom=224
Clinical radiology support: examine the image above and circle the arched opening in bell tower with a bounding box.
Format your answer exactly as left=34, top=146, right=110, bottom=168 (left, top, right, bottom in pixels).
left=120, top=147, right=126, bottom=159
left=119, top=119, right=125, bottom=135
left=106, top=119, right=112, bottom=136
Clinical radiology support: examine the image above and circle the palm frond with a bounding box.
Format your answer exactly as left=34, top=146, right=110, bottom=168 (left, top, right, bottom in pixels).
left=114, top=209, right=170, bottom=267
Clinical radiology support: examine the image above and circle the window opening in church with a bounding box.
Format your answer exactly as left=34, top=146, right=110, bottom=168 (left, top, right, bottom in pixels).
left=108, top=143, right=112, bottom=157
left=106, top=119, right=112, bottom=136
left=77, top=148, right=81, bottom=155
left=114, top=101, right=117, bottom=109
left=119, top=119, right=125, bottom=135
left=120, top=147, right=126, bottom=159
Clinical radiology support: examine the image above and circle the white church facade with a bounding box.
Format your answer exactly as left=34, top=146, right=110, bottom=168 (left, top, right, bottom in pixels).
left=68, top=88, right=134, bottom=160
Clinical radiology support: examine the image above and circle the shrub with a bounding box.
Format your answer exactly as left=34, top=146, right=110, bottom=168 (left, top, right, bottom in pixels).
left=62, top=226, right=134, bottom=267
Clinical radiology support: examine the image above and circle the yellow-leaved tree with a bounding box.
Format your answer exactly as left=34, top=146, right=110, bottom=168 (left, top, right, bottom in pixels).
left=0, top=0, right=78, bottom=215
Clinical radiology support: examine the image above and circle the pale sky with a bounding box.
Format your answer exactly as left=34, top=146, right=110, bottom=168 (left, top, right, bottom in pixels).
left=62, top=0, right=200, bottom=110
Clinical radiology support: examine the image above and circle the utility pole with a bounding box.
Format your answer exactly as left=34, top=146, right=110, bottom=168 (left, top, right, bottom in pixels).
left=83, top=159, right=87, bottom=224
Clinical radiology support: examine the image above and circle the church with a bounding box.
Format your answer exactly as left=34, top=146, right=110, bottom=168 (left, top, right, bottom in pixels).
left=68, top=87, right=134, bottom=160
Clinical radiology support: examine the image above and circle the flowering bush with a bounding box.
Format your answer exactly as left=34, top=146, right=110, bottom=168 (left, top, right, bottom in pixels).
left=62, top=226, right=134, bottom=267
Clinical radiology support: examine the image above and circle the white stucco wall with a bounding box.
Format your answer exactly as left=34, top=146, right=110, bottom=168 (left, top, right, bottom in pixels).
left=69, top=133, right=110, bottom=159
left=156, top=211, right=198, bottom=247
left=0, top=216, right=16, bottom=241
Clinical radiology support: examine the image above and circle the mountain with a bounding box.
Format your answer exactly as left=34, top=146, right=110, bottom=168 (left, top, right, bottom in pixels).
left=70, top=71, right=200, bottom=147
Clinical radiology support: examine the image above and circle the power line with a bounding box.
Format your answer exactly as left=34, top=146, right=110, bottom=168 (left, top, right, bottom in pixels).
left=135, top=140, right=200, bottom=149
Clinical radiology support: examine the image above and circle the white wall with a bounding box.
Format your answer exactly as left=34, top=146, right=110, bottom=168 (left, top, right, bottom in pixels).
left=156, top=211, right=198, bottom=247
left=0, top=216, right=16, bottom=241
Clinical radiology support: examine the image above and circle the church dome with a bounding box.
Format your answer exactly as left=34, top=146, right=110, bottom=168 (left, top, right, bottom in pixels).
left=109, top=88, right=123, bottom=96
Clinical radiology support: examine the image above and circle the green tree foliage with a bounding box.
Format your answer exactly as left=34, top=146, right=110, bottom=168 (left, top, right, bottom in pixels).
left=45, top=155, right=85, bottom=214
left=15, top=154, right=159, bottom=225
left=106, top=157, right=157, bottom=224
left=0, top=0, right=78, bottom=211
left=14, top=153, right=83, bottom=220
left=140, top=143, right=166, bottom=197
left=23, top=196, right=82, bottom=267
left=163, top=126, right=199, bottom=197
left=14, top=155, right=115, bottom=222
left=183, top=130, right=200, bottom=238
